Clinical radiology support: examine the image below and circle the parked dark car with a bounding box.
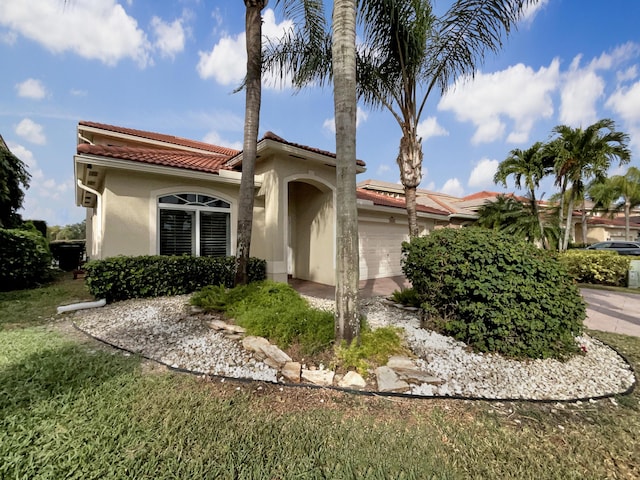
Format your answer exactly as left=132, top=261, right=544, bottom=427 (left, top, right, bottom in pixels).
left=585, top=241, right=640, bottom=255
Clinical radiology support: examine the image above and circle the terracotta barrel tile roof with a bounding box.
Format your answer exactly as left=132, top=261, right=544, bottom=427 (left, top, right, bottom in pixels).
left=79, top=120, right=240, bottom=157
left=77, top=143, right=231, bottom=174
left=259, top=131, right=366, bottom=167
left=357, top=188, right=448, bottom=216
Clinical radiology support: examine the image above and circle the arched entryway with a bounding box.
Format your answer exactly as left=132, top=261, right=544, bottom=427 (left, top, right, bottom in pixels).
left=286, top=178, right=334, bottom=285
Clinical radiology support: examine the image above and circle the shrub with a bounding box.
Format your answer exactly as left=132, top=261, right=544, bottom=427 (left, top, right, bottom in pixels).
left=390, top=287, right=422, bottom=308
left=84, top=255, right=266, bottom=302
left=559, top=250, right=630, bottom=286
left=0, top=227, right=53, bottom=291
left=192, top=281, right=334, bottom=354
left=334, top=325, right=409, bottom=376
left=402, top=228, right=585, bottom=359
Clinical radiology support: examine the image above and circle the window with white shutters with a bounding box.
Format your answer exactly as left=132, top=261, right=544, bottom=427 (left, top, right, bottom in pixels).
left=158, top=193, right=230, bottom=257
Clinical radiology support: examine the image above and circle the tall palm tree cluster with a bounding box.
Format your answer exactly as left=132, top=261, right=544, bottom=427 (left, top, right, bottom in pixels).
left=237, top=0, right=541, bottom=344
left=264, top=0, right=538, bottom=237
left=485, top=118, right=632, bottom=251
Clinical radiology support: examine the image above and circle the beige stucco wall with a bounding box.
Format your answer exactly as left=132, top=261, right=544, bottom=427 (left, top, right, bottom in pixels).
left=255, top=154, right=337, bottom=284
left=99, top=169, right=241, bottom=259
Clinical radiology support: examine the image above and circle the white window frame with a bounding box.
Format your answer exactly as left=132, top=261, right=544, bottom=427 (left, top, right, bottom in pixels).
left=157, top=193, right=231, bottom=257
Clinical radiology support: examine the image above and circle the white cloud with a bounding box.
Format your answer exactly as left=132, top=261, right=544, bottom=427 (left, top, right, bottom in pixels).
left=438, top=60, right=560, bottom=145
left=202, top=130, right=242, bottom=150
left=70, top=88, right=88, bottom=97
left=440, top=178, right=464, bottom=197
left=0, top=0, right=152, bottom=67
left=417, top=116, right=448, bottom=142
left=606, top=80, right=640, bottom=149
left=197, top=9, right=292, bottom=87
left=322, top=108, right=369, bottom=135
left=468, top=158, right=499, bottom=189
left=376, top=164, right=392, bottom=175
left=618, top=66, right=638, bottom=83
left=520, top=0, right=549, bottom=25
left=15, top=78, right=47, bottom=99
left=151, top=15, right=186, bottom=60
left=9, top=142, right=77, bottom=224
left=15, top=118, right=46, bottom=145
left=559, top=55, right=605, bottom=126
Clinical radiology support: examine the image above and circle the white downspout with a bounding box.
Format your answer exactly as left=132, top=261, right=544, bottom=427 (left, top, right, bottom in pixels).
left=77, top=179, right=103, bottom=259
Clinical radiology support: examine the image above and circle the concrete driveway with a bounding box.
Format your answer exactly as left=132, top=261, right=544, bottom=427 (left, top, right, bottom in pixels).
left=581, top=288, right=640, bottom=337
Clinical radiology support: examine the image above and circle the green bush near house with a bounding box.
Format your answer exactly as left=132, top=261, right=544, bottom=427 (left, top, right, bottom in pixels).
left=191, top=281, right=334, bottom=354
left=0, top=227, right=53, bottom=291
left=84, top=255, right=266, bottom=302
left=559, top=250, right=632, bottom=287
left=402, top=228, right=585, bottom=359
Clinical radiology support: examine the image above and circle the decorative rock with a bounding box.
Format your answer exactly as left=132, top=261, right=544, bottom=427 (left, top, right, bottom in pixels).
left=242, top=335, right=271, bottom=353
left=282, top=362, right=301, bottom=383
left=375, top=366, right=410, bottom=393
left=209, top=319, right=228, bottom=330
left=338, top=371, right=367, bottom=389
left=386, top=355, right=416, bottom=370
left=301, top=369, right=335, bottom=386
left=386, top=355, right=444, bottom=385
left=262, top=344, right=292, bottom=367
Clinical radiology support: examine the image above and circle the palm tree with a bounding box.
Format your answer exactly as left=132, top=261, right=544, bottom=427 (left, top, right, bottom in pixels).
left=476, top=194, right=527, bottom=230
left=476, top=194, right=559, bottom=245
left=494, top=141, right=553, bottom=248
left=235, top=0, right=268, bottom=286
left=273, top=0, right=360, bottom=343
left=589, top=167, right=640, bottom=241
left=612, top=167, right=640, bottom=241
left=266, top=0, right=538, bottom=237
left=332, top=0, right=360, bottom=344
left=548, top=119, right=631, bottom=251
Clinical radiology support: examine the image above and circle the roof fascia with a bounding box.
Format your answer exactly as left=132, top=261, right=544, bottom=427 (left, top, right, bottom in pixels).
left=78, top=124, right=217, bottom=155
left=227, top=138, right=367, bottom=174
left=74, top=153, right=258, bottom=186
left=356, top=202, right=449, bottom=220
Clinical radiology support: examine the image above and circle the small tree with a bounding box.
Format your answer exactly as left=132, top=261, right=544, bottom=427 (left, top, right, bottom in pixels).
left=0, top=136, right=30, bottom=228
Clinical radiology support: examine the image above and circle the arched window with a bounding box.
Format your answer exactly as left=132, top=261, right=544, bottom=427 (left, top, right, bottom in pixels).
left=158, top=193, right=230, bottom=257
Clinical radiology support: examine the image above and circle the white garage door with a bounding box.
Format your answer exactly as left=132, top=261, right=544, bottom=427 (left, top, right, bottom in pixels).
left=359, top=221, right=409, bottom=280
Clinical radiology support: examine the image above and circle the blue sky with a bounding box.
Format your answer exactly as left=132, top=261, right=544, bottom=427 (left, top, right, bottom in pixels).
left=1, top=0, right=640, bottom=226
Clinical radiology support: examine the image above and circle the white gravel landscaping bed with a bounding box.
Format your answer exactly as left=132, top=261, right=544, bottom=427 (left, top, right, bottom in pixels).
left=72, top=294, right=636, bottom=401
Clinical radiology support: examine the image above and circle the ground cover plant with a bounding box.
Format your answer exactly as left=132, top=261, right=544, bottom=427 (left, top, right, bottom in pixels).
left=403, top=228, right=586, bottom=359
left=2, top=274, right=639, bottom=479
left=192, top=281, right=335, bottom=354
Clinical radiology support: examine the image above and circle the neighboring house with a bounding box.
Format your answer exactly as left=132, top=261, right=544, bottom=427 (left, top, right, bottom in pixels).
left=575, top=216, right=640, bottom=243
left=74, top=121, right=451, bottom=286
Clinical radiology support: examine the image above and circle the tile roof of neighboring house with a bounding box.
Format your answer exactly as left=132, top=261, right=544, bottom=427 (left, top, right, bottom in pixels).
left=79, top=120, right=240, bottom=157
left=357, top=188, right=449, bottom=216
left=586, top=216, right=640, bottom=227
left=228, top=131, right=366, bottom=167
left=77, top=143, right=232, bottom=174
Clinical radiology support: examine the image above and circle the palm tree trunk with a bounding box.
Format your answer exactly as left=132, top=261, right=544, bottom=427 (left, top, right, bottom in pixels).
left=625, top=199, right=631, bottom=241
left=557, top=177, right=567, bottom=250
left=397, top=134, right=423, bottom=238
left=332, top=0, right=359, bottom=345
left=530, top=189, right=548, bottom=249
left=235, top=1, right=264, bottom=285
left=581, top=197, right=588, bottom=245
left=562, top=195, right=574, bottom=252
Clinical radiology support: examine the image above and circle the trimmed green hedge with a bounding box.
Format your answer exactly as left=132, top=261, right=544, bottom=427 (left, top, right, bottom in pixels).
left=402, top=228, right=585, bottom=359
left=0, top=227, right=52, bottom=291
left=559, top=250, right=634, bottom=287
left=84, top=255, right=266, bottom=302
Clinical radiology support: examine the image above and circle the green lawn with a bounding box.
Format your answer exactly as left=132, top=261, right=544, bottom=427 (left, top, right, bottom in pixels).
left=1, top=274, right=639, bottom=479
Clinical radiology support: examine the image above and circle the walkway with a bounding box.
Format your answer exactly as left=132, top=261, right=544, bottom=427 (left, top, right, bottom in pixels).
left=289, top=277, right=640, bottom=337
